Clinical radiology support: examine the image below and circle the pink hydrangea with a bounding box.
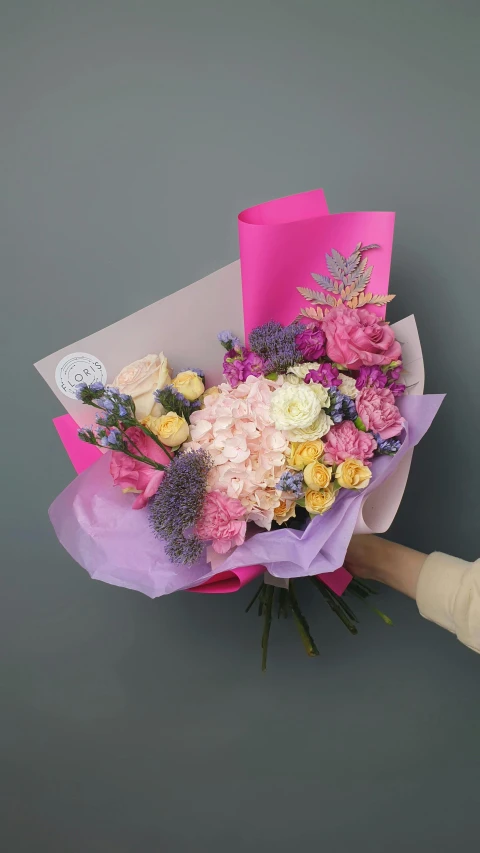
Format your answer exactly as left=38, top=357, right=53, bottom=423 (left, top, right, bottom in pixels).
left=186, top=376, right=288, bottom=529
left=110, top=427, right=170, bottom=509
left=356, top=386, right=404, bottom=440
left=323, top=421, right=377, bottom=466
left=322, top=306, right=402, bottom=369
left=195, top=491, right=247, bottom=554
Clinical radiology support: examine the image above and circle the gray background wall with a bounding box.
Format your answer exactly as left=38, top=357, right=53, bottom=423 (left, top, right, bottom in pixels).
left=1, top=1, right=479, bottom=851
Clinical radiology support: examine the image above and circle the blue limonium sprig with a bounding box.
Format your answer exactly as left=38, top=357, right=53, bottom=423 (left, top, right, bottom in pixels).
left=277, top=470, right=305, bottom=498
left=374, top=434, right=402, bottom=455
left=149, top=448, right=213, bottom=564
left=327, top=389, right=358, bottom=424
left=76, top=381, right=175, bottom=468
left=154, top=385, right=202, bottom=422
left=218, top=330, right=241, bottom=351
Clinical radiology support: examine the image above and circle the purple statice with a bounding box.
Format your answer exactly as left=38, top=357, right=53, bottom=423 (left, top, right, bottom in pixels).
left=106, top=427, right=125, bottom=450
left=374, top=434, right=402, bottom=455
left=183, top=367, right=205, bottom=379
left=355, top=365, right=388, bottom=391
left=388, top=381, right=406, bottom=398
left=89, top=381, right=105, bottom=393
left=328, top=389, right=357, bottom=424
left=305, top=363, right=341, bottom=388
left=218, top=330, right=241, bottom=351
left=96, top=395, right=115, bottom=412
left=277, top=470, right=304, bottom=498
left=295, top=324, right=326, bottom=361
left=77, top=426, right=95, bottom=443
left=154, top=385, right=202, bottom=422
left=149, top=449, right=213, bottom=564
left=248, top=320, right=303, bottom=374
left=75, top=382, right=88, bottom=400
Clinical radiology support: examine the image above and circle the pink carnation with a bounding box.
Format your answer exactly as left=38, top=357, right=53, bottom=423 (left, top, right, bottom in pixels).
left=356, top=386, right=404, bottom=440
left=323, top=421, right=377, bottom=466
left=322, top=306, right=401, bottom=369
left=110, top=427, right=170, bottom=509
left=195, top=491, right=247, bottom=554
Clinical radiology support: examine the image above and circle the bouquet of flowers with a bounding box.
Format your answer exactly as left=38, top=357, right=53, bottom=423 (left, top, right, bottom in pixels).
left=36, top=190, right=443, bottom=668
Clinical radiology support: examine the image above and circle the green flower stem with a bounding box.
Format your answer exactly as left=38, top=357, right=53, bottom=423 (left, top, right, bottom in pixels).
left=310, top=577, right=358, bottom=635
left=288, top=582, right=319, bottom=657
left=115, top=447, right=166, bottom=470
left=123, top=420, right=175, bottom=461
left=245, top=581, right=264, bottom=614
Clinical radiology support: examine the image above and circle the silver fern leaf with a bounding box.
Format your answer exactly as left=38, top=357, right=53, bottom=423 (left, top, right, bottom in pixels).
left=310, top=272, right=338, bottom=292
left=297, top=287, right=330, bottom=305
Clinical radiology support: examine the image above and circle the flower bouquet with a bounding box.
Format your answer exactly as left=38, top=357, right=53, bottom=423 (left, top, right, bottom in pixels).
left=36, top=190, right=443, bottom=668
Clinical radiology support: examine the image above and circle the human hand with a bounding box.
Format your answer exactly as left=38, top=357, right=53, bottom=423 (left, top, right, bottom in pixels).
left=345, top=535, right=426, bottom=599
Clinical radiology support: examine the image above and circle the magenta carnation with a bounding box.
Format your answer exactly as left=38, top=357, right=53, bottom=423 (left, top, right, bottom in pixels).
left=356, top=386, right=404, bottom=440
left=323, top=421, right=377, bottom=466
left=295, top=325, right=326, bottom=361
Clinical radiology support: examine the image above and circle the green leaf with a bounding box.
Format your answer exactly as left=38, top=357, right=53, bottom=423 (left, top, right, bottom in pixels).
left=354, top=416, right=367, bottom=432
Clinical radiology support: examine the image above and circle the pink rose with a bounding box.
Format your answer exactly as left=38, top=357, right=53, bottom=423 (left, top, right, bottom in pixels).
left=323, top=307, right=401, bottom=369
left=323, top=421, right=377, bottom=466
left=195, top=491, right=247, bottom=554
left=356, top=386, right=404, bottom=440
left=110, top=427, right=170, bottom=509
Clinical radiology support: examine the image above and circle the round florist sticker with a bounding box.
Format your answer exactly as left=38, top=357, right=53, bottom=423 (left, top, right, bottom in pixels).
left=55, top=352, right=107, bottom=400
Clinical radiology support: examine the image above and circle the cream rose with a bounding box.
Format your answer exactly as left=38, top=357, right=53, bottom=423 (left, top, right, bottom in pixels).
left=286, top=410, right=333, bottom=442
left=337, top=373, right=358, bottom=399
left=288, top=440, right=324, bottom=470
left=287, top=362, right=321, bottom=380
left=305, top=486, right=336, bottom=515
left=172, top=370, right=205, bottom=402
left=308, top=383, right=330, bottom=408
left=303, top=461, right=332, bottom=491
left=113, top=353, right=171, bottom=420
left=270, top=384, right=322, bottom=432
left=335, top=457, right=372, bottom=490
left=142, top=412, right=189, bottom=447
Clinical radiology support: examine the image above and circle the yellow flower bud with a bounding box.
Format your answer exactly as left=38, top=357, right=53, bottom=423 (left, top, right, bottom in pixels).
left=335, top=457, right=372, bottom=490
left=171, top=370, right=205, bottom=402
left=303, top=461, right=332, bottom=492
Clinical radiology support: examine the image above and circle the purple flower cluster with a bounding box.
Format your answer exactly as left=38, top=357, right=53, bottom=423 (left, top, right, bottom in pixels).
left=374, top=434, right=402, bottom=455
left=305, top=363, right=341, bottom=388
left=218, top=330, right=241, bottom=351
left=155, top=385, right=202, bottom=421
left=277, top=470, right=304, bottom=498
left=328, top=389, right=357, bottom=424
left=248, top=320, right=303, bottom=374
left=149, top=449, right=213, bottom=564
left=223, top=349, right=266, bottom=388
left=295, top=324, right=326, bottom=361
left=355, top=366, right=388, bottom=391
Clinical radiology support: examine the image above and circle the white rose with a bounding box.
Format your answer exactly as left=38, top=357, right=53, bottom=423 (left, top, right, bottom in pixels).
left=113, top=353, right=171, bottom=420
left=287, top=362, right=320, bottom=380
left=286, top=410, right=333, bottom=442
left=338, top=373, right=358, bottom=399
left=308, top=382, right=329, bottom=408
left=284, top=374, right=302, bottom=386
left=269, top=384, right=321, bottom=432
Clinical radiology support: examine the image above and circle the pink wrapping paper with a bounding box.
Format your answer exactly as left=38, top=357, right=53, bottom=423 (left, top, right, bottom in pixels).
left=239, top=189, right=395, bottom=332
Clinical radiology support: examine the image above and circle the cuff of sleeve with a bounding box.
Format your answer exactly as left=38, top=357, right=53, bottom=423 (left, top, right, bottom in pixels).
left=416, top=552, right=471, bottom=635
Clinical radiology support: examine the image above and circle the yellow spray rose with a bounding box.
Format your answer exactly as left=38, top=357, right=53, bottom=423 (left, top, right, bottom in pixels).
left=172, top=370, right=205, bottom=402
left=142, top=412, right=189, bottom=447
left=288, top=440, right=324, bottom=470
left=273, top=499, right=297, bottom=525
left=305, top=486, right=336, bottom=515
left=303, top=461, right=332, bottom=492
left=335, top=457, right=372, bottom=490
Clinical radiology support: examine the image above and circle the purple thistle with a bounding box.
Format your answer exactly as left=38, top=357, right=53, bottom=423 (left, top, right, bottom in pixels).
left=328, top=389, right=357, bottom=424
left=248, top=320, right=303, bottom=374
left=149, top=449, right=213, bottom=564
left=277, top=470, right=304, bottom=498
left=374, top=434, right=402, bottom=455
left=305, top=363, right=341, bottom=388
left=355, top=366, right=388, bottom=391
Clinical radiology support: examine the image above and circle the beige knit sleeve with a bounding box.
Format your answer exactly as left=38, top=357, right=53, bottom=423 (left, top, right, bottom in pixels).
left=416, top=553, right=480, bottom=653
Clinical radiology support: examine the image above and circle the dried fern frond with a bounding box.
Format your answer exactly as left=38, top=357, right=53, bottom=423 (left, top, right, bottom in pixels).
left=296, top=306, right=325, bottom=322
left=310, top=273, right=338, bottom=293
left=297, top=287, right=330, bottom=305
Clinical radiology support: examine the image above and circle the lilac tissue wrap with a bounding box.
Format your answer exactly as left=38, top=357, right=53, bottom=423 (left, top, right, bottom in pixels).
left=49, top=394, right=443, bottom=598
